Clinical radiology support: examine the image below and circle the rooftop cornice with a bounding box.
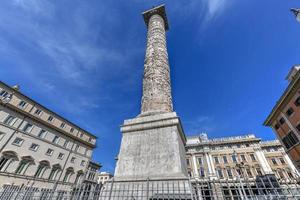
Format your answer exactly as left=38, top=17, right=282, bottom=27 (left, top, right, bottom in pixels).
left=0, top=81, right=97, bottom=139
left=264, top=68, right=300, bottom=126
left=0, top=100, right=96, bottom=148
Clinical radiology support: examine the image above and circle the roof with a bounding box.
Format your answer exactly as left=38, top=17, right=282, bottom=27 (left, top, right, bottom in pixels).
left=0, top=81, right=97, bottom=139
left=186, top=134, right=261, bottom=146
left=264, top=67, right=300, bottom=126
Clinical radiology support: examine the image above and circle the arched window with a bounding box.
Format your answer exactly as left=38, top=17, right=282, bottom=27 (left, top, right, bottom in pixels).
left=48, top=164, right=62, bottom=181
left=0, top=151, right=18, bottom=172
left=63, top=167, right=74, bottom=183
left=34, top=160, right=50, bottom=178
left=15, top=156, right=34, bottom=175
left=74, top=170, right=84, bottom=184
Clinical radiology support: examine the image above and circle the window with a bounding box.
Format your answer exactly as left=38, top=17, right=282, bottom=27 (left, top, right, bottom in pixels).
left=278, top=171, right=285, bottom=179
left=232, top=155, right=237, bottom=163
left=34, top=165, right=45, bottom=178
left=256, top=168, right=263, bottom=176
left=246, top=144, right=250, bottom=147
left=47, top=115, right=54, bottom=122
left=0, top=132, right=4, bottom=141
left=271, top=158, right=277, bottom=165
left=279, top=118, right=285, bottom=125
left=60, top=122, right=65, bottom=128
left=226, top=168, right=233, bottom=178
left=282, top=131, right=299, bottom=149
left=279, top=158, right=286, bottom=164
left=223, top=156, right=228, bottom=163
left=240, top=155, right=246, bottom=162
left=214, top=157, right=219, bottom=164
left=63, top=169, right=73, bottom=182
left=286, top=107, right=294, bottom=117
left=217, top=168, right=223, bottom=178
left=274, top=123, right=280, bottom=130
left=52, top=136, right=59, bottom=144
left=46, top=148, right=53, bottom=156
left=80, top=133, right=83, bottom=138
left=22, top=123, right=33, bottom=133
left=287, top=171, right=294, bottom=179
left=71, top=157, right=76, bottom=163
left=34, top=109, right=42, bottom=116
left=15, top=161, right=27, bottom=174
left=29, top=143, right=39, bottom=151
left=81, top=160, right=86, bottom=166
left=250, top=154, right=256, bottom=161
left=89, top=137, right=92, bottom=142
left=295, top=96, right=300, bottom=106
left=63, top=140, right=69, bottom=148
left=199, top=167, right=205, bottom=177
left=186, top=159, right=190, bottom=166
left=75, top=144, right=79, bottom=152
left=12, top=137, right=23, bottom=146
left=236, top=169, right=242, bottom=176
left=58, top=153, right=64, bottom=160
left=18, top=100, right=27, bottom=108
left=197, top=157, right=202, bottom=165
left=0, top=157, right=9, bottom=171
left=48, top=168, right=59, bottom=180
left=74, top=172, right=83, bottom=184
left=37, top=129, right=47, bottom=138
left=3, top=115, right=15, bottom=126
left=70, top=128, right=74, bottom=133
left=246, top=168, right=253, bottom=177
left=0, top=90, right=8, bottom=97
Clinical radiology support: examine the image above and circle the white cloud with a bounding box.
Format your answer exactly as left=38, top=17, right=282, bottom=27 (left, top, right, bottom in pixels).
left=206, top=0, right=228, bottom=20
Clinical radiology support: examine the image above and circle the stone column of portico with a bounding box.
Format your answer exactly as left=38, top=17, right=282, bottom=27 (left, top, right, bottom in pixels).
left=254, top=147, right=273, bottom=174
left=204, top=149, right=217, bottom=179
left=192, top=154, right=200, bottom=178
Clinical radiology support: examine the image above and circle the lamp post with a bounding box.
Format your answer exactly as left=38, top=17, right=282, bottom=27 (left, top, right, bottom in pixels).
left=291, top=8, right=300, bottom=22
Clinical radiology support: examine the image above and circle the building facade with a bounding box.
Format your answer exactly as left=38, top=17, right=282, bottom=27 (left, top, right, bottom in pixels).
left=186, top=134, right=299, bottom=183
left=98, top=172, right=113, bottom=185
left=0, top=81, right=97, bottom=191
left=264, top=66, right=300, bottom=171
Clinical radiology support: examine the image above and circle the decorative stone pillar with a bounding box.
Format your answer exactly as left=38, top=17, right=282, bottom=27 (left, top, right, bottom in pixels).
left=205, top=151, right=216, bottom=178
left=254, top=147, right=273, bottom=174
left=192, top=154, right=199, bottom=178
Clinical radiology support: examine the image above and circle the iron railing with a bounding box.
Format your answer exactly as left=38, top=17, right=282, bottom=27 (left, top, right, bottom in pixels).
left=1, top=175, right=300, bottom=199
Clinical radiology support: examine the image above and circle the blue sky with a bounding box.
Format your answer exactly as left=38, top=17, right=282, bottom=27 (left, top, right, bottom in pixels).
left=1, top=0, right=300, bottom=172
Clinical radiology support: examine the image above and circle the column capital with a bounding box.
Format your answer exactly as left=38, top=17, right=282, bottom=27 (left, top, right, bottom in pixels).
left=142, top=4, right=169, bottom=30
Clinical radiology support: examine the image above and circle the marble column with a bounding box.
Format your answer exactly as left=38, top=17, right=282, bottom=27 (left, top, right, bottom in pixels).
left=192, top=154, right=199, bottom=177
left=141, top=9, right=172, bottom=115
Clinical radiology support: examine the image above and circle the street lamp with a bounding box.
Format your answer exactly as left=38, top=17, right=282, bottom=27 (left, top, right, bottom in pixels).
left=291, top=8, right=300, bottom=22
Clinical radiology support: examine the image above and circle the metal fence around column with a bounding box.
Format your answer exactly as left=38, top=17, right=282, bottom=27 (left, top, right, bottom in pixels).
left=1, top=175, right=300, bottom=199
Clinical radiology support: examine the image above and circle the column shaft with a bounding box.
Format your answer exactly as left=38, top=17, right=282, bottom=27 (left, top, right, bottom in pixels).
left=141, top=14, right=173, bottom=115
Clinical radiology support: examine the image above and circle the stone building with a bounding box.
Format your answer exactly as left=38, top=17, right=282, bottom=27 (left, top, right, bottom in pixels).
left=186, top=133, right=299, bottom=183
left=264, top=66, right=300, bottom=171
left=0, top=81, right=98, bottom=191
left=98, top=172, right=113, bottom=185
